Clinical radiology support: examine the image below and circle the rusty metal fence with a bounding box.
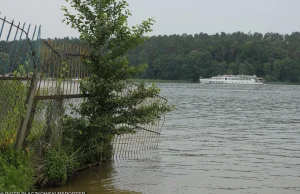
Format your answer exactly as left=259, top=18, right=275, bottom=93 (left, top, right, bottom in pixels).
left=0, top=14, right=41, bottom=149
left=0, top=14, right=167, bottom=160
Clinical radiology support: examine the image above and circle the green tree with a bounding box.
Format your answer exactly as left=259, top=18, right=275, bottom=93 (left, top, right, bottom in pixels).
left=239, top=61, right=254, bottom=75
left=272, top=60, right=282, bottom=80
left=0, top=52, right=10, bottom=74
left=62, top=0, right=173, bottom=161
left=281, top=59, right=300, bottom=82
left=211, top=60, right=227, bottom=76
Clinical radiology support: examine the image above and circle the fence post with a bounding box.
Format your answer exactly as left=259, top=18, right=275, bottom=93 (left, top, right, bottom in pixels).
left=16, top=74, right=40, bottom=149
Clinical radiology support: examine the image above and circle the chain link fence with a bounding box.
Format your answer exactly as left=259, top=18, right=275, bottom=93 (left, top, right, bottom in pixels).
left=28, top=82, right=166, bottom=160
left=0, top=79, right=31, bottom=147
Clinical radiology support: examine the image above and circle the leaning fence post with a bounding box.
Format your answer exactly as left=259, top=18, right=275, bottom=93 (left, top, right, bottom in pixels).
left=16, top=74, right=40, bottom=149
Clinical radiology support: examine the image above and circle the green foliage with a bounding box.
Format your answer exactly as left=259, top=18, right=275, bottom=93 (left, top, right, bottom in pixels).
left=0, top=66, right=35, bottom=192
left=40, top=32, right=300, bottom=82
left=0, top=80, right=28, bottom=148
left=62, top=0, right=173, bottom=161
left=0, top=52, right=10, bottom=74
left=40, top=148, right=80, bottom=187
left=0, top=40, right=36, bottom=75
left=12, top=62, right=35, bottom=77
left=44, top=149, right=68, bottom=186
left=239, top=61, right=254, bottom=75
left=0, top=148, right=34, bottom=192
left=61, top=116, right=92, bottom=162
left=125, top=32, right=300, bottom=82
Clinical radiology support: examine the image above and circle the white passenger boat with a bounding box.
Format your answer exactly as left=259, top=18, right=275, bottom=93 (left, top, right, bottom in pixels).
left=199, top=75, right=264, bottom=84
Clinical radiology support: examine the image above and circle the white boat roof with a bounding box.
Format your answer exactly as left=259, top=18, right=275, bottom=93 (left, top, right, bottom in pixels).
left=207, top=75, right=264, bottom=78
left=215, top=74, right=256, bottom=77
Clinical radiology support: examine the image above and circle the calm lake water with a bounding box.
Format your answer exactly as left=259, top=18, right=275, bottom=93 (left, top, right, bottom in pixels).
left=42, top=83, right=300, bottom=194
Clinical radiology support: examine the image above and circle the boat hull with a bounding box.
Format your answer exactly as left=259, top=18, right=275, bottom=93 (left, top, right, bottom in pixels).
left=199, top=82, right=263, bottom=85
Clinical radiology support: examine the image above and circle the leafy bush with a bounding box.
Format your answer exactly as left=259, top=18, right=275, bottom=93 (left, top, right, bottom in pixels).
left=37, top=148, right=80, bottom=187
left=62, top=0, right=174, bottom=163
left=44, top=149, right=68, bottom=186
left=0, top=148, right=34, bottom=192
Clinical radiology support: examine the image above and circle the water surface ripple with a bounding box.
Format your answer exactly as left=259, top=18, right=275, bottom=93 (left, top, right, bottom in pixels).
left=42, top=83, right=300, bottom=194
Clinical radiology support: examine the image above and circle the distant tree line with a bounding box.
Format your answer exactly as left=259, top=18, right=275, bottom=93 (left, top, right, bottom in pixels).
left=126, top=32, right=300, bottom=82
left=3, top=32, right=300, bottom=82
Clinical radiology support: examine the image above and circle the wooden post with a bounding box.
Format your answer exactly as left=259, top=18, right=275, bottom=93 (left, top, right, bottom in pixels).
left=16, top=74, right=39, bottom=149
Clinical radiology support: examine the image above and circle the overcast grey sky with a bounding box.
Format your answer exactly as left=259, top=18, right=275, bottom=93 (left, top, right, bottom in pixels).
left=1, top=0, right=300, bottom=38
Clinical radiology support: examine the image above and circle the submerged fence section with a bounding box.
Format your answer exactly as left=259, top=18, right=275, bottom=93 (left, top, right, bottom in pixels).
left=0, top=15, right=167, bottom=160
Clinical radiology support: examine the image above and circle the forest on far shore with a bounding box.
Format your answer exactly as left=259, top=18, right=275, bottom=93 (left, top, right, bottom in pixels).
left=3, top=31, right=300, bottom=82
left=127, top=32, right=300, bottom=82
